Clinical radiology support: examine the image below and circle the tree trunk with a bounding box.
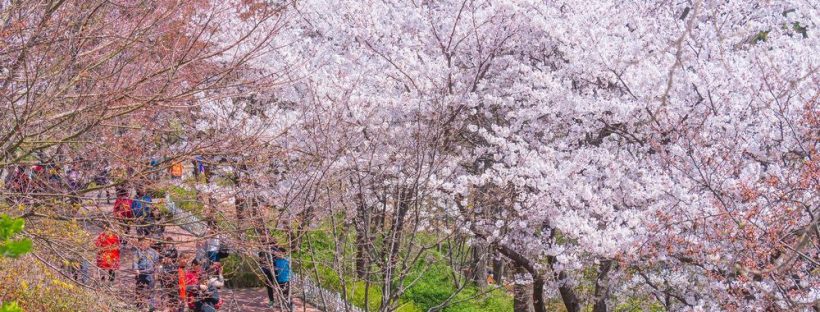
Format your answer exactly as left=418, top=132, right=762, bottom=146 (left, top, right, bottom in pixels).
left=513, top=265, right=533, bottom=312
left=492, top=246, right=505, bottom=285
left=232, top=163, right=246, bottom=223
left=555, top=270, right=580, bottom=312
left=354, top=192, right=370, bottom=279
left=234, top=193, right=245, bottom=223
left=592, top=259, right=613, bottom=312
left=492, top=242, right=547, bottom=312
left=548, top=230, right=581, bottom=312
left=471, top=238, right=489, bottom=288
left=455, top=199, right=555, bottom=312
left=381, top=187, right=411, bottom=311
left=203, top=160, right=210, bottom=183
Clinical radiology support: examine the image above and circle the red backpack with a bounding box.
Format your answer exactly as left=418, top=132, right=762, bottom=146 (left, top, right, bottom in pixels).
left=113, top=197, right=133, bottom=219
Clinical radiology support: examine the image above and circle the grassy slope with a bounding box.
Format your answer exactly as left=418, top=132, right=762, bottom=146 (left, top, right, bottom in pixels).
left=293, top=230, right=513, bottom=312
left=163, top=184, right=661, bottom=312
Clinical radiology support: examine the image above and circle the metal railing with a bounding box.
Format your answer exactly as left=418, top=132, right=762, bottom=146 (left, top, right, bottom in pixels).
left=165, top=194, right=209, bottom=237
left=292, top=273, right=363, bottom=312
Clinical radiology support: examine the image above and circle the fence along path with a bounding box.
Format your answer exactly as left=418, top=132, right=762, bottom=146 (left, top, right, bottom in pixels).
left=292, top=272, right=364, bottom=312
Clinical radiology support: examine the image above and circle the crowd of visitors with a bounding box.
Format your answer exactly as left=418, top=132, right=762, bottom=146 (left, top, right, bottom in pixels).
left=5, top=156, right=292, bottom=311
left=95, top=162, right=288, bottom=311
left=92, top=187, right=293, bottom=311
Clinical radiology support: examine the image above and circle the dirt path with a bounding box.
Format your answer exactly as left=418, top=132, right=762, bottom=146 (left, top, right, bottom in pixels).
left=223, top=288, right=320, bottom=312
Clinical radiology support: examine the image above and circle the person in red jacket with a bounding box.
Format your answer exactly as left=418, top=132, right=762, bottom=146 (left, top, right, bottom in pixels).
left=185, top=259, right=204, bottom=310
left=112, top=188, right=133, bottom=234
left=95, top=227, right=120, bottom=283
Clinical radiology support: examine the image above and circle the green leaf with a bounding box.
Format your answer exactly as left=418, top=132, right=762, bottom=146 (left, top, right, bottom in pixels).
left=0, top=238, right=32, bottom=258
left=0, top=215, right=31, bottom=258
left=0, top=215, right=25, bottom=240
left=0, top=301, right=22, bottom=312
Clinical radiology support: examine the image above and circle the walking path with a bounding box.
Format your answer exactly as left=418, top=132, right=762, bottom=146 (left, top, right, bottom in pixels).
left=80, top=197, right=320, bottom=312
left=223, top=288, right=319, bottom=312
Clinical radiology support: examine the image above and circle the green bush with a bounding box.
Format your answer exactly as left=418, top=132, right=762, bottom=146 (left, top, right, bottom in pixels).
left=442, top=288, right=513, bottom=312
left=0, top=302, right=21, bottom=312
left=304, top=264, right=342, bottom=291
left=402, top=263, right=454, bottom=309
left=397, top=302, right=423, bottom=312
left=222, top=254, right=263, bottom=288
left=0, top=214, right=32, bottom=258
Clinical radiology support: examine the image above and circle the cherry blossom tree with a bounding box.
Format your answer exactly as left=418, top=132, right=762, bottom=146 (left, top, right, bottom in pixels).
left=1, top=0, right=293, bottom=309
left=271, top=0, right=818, bottom=311
left=1, top=0, right=817, bottom=311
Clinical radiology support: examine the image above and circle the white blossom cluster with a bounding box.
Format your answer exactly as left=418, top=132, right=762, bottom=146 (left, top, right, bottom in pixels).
left=196, top=0, right=817, bottom=309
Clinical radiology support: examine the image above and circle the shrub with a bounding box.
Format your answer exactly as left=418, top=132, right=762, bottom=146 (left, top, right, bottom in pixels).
left=0, top=256, right=124, bottom=311
left=222, top=254, right=263, bottom=288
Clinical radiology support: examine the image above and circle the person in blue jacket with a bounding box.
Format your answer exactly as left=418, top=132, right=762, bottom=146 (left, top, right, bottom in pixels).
left=259, top=243, right=291, bottom=310
left=131, top=188, right=153, bottom=237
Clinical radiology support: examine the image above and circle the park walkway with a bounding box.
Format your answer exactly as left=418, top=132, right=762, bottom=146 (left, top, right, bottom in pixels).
left=223, top=288, right=318, bottom=312
left=81, top=199, right=320, bottom=312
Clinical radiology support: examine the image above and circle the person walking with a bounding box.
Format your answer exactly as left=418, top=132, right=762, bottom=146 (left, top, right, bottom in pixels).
left=5, top=165, right=30, bottom=204
left=161, top=237, right=179, bottom=261
left=149, top=158, right=160, bottom=181
left=158, top=252, right=180, bottom=311
left=65, top=166, right=82, bottom=205
left=192, top=156, right=205, bottom=180
left=169, top=161, right=183, bottom=180
left=95, top=227, right=120, bottom=283
left=94, top=163, right=111, bottom=203
left=131, top=188, right=153, bottom=237
left=149, top=207, right=166, bottom=239
left=205, top=230, right=222, bottom=264
left=175, top=255, right=192, bottom=312
left=259, top=243, right=292, bottom=310
left=113, top=188, right=133, bottom=235
left=184, top=259, right=205, bottom=311
left=134, top=237, right=160, bottom=311
left=272, top=246, right=292, bottom=311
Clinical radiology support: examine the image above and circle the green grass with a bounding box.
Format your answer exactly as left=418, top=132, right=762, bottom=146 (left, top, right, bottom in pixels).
left=151, top=184, right=205, bottom=219
left=198, top=218, right=657, bottom=312
left=291, top=228, right=514, bottom=312
left=614, top=298, right=665, bottom=312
